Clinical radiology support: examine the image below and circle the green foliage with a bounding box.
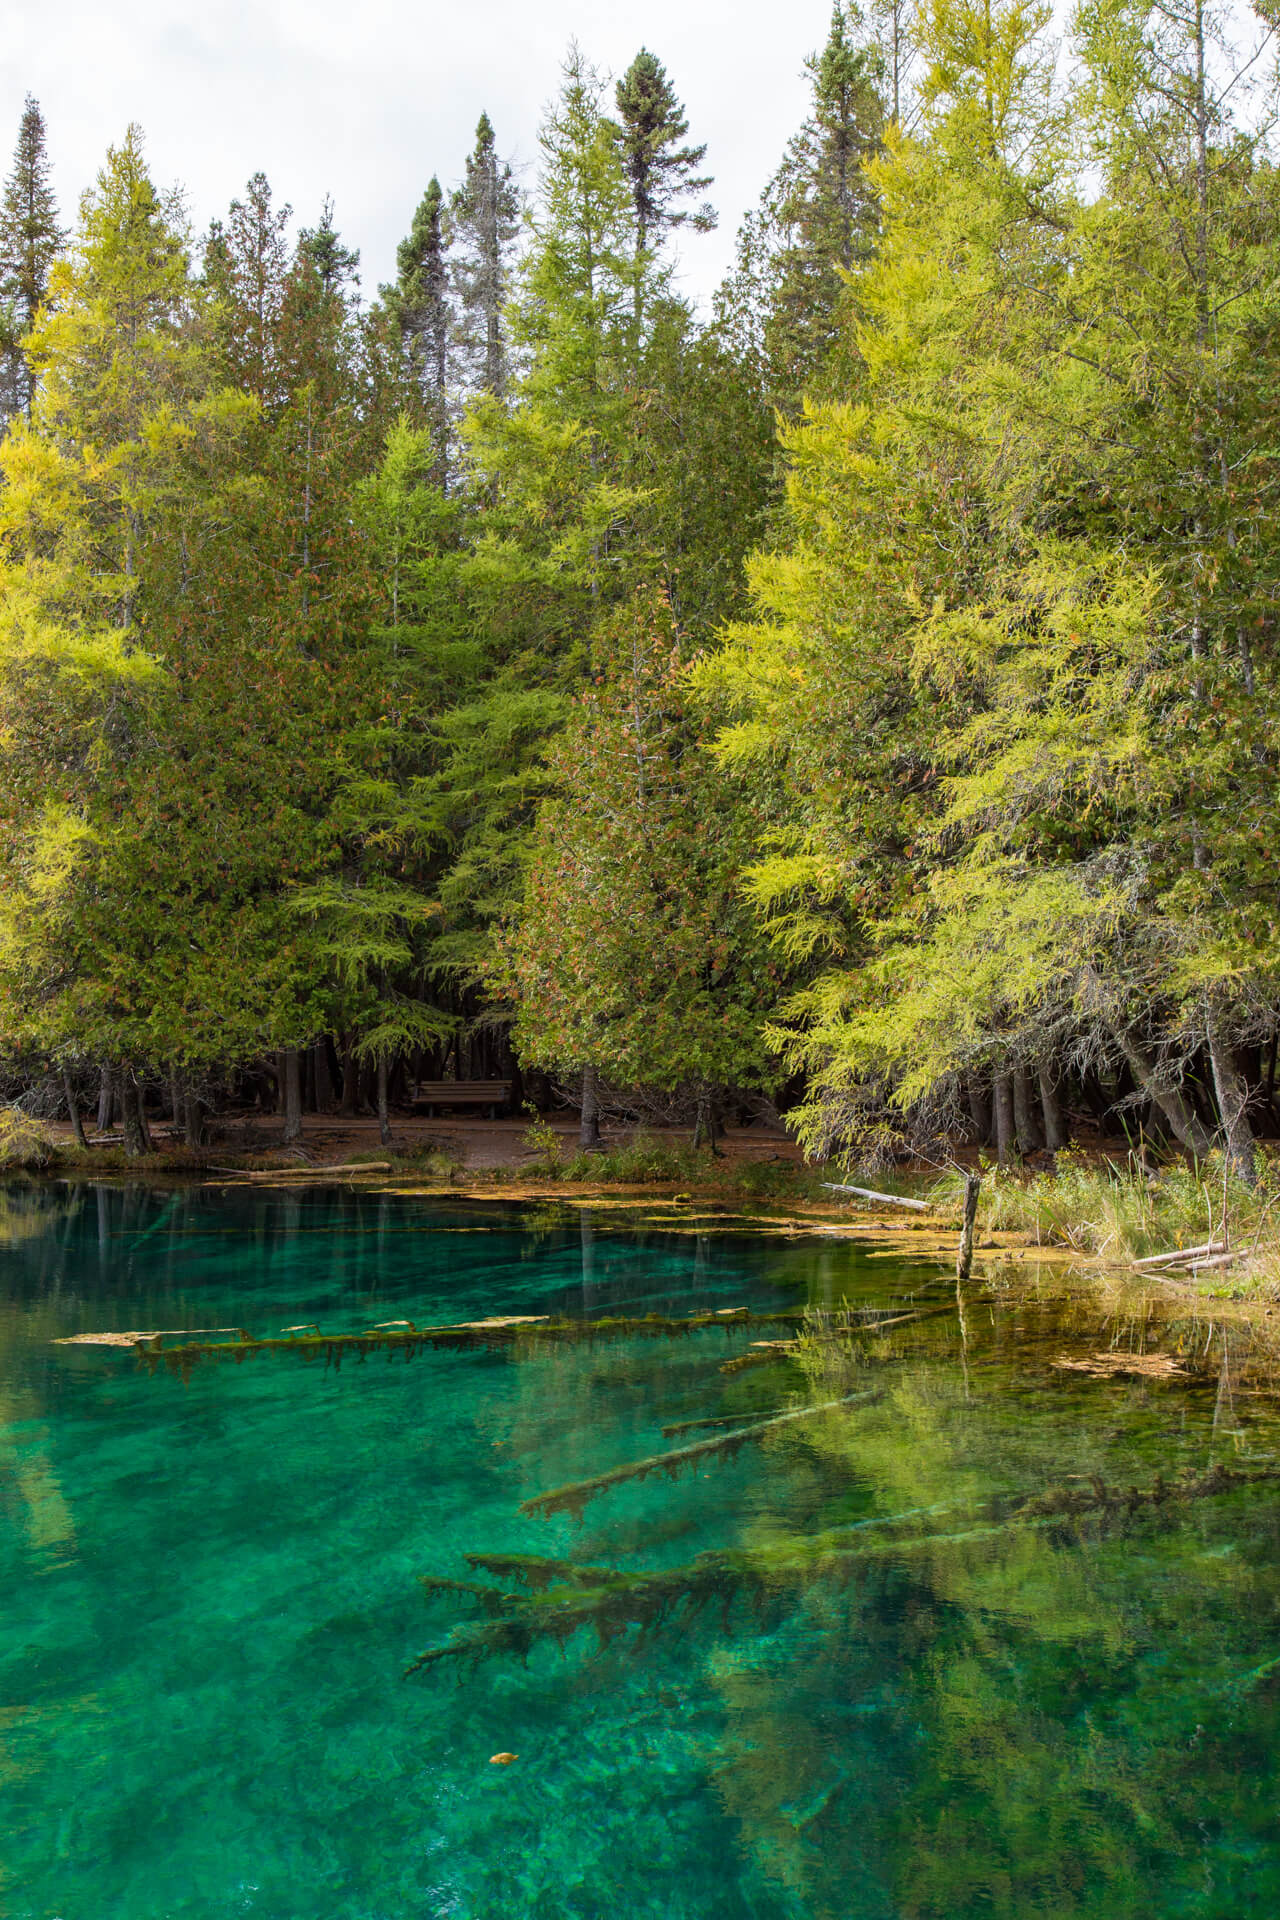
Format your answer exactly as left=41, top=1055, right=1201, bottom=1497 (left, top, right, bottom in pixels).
left=494, top=592, right=782, bottom=1109
left=0, top=1106, right=55, bottom=1170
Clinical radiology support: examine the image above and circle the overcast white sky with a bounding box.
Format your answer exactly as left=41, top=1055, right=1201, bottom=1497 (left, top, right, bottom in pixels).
left=3, top=1, right=831, bottom=314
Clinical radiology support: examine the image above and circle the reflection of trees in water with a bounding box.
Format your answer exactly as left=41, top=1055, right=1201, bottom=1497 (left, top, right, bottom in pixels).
left=703, top=1320, right=1280, bottom=1917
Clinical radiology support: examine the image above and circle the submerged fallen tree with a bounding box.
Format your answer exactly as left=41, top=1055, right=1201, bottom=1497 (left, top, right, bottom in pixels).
left=60, top=1305, right=809, bottom=1381
left=406, top=1461, right=1280, bottom=1676
left=520, top=1389, right=886, bottom=1522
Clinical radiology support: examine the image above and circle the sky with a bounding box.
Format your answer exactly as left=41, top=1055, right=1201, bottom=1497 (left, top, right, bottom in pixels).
left=3, top=0, right=831, bottom=315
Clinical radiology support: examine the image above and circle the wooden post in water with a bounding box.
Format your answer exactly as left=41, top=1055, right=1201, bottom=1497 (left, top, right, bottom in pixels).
left=956, top=1174, right=981, bottom=1282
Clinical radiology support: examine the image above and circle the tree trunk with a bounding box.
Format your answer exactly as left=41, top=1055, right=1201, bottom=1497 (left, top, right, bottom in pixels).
left=183, top=1089, right=204, bottom=1149
left=281, top=1048, right=303, bottom=1145
left=1205, top=1005, right=1256, bottom=1185
left=97, top=1067, right=113, bottom=1135
left=579, top=1064, right=602, bottom=1151
left=313, top=1041, right=336, bottom=1114
left=62, top=1068, right=87, bottom=1150
left=1116, top=1030, right=1212, bottom=1160
left=121, top=1076, right=148, bottom=1158
left=1038, top=1067, right=1068, bottom=1152
left=1012, top=1068, right=1043, bottom=1155
left=377, top=1056, right=391, bottom=1146
left=993, top=1074, right=1016, bottom=1167
left=692, top=1087, right=722, bottom=1155
left=967, top=1078, right=992, bottom=1147
left=339, top=1036, right=358, bottom=1116
left=956, top=1174, right=982, bottom=1282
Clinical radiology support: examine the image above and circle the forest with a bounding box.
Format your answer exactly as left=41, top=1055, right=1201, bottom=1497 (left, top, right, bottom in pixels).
left=1, top=0, right=1278, bottom=1183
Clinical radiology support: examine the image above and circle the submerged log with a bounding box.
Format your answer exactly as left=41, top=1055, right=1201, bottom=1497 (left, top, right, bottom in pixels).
left=408, top=1461, right=1280, bottom=1676
left=520, top=1389, right=885, bottom=1523
left=109, top=1305, right=808, bottom=1381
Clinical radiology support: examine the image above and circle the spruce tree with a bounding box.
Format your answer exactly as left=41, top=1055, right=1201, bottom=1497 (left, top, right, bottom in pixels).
left=0, top=94, right=63, bottom=425
left=298, top=194, right=360, bottom=298
left=717, top=5, right=884, bottom=408
left=451, top=113, right=520, bottom=397
left=612, top=50, right=715, bottom=322
left=389, top=177, right=452, bottom=479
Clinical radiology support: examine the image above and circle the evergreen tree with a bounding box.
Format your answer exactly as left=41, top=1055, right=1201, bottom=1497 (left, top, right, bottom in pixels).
left=612, top=49, right=715, bottom=322
left=494, top=592, right=779, bottom=1144
left=386, top=178, right=452, bottom=479
left=717, top=5, right=884, bottom=408
left=298, top=194, right=360, bottom=298
left=203, top=172, right=291, bottom=405
left=0, top=94, right=63, bottom=425
left=451, top=113, right=520, bottom=397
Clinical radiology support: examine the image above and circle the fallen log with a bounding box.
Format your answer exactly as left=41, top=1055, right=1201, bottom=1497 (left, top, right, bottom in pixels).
left=1131, top=1240, right=1226, bottom=1269
left=821, top=1183, right=931, bottom=1212
left=204, top=1160, right=394, bottom=1181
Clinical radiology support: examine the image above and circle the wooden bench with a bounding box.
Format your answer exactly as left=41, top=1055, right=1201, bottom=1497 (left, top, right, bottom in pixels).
left=411, top=1080, right=513, bottom=1119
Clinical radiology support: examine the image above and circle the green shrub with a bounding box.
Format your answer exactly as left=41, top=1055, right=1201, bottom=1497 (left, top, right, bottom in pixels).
left=0, top=1107, right=57, bottom=1172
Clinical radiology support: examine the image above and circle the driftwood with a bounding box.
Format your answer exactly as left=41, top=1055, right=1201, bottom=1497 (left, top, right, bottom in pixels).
left=821, top=1183, right=931, bottom=1212
left=1131, top=1241, right=1226, bottom=1269
left=956, top=1174, right=982, bottom=1280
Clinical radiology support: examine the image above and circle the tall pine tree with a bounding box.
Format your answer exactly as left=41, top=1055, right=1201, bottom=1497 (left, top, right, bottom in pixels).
left=0, top=95, right=63, bottom=426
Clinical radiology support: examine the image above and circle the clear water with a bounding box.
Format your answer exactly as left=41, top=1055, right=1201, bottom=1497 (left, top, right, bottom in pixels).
left=2, top=1181, right=1280, bottom=1918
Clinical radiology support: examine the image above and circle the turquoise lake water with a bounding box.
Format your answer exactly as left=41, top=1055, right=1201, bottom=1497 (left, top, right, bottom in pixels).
left=2, top=1180, right=1280, bottom=1918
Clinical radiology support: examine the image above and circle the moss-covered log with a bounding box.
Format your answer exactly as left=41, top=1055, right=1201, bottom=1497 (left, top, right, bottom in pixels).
left=127, top=1305, right=807, bottom=1381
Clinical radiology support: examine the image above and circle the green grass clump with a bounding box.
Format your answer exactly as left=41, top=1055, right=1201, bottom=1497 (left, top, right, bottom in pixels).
left=945, top=1150, right=1278, bottom=1263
